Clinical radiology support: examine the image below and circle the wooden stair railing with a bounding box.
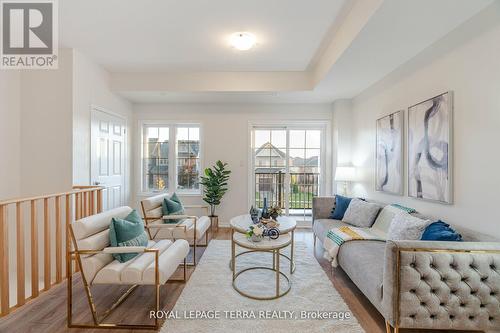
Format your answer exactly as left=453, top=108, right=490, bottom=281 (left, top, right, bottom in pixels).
left=0, top=186, right=104, bottom=317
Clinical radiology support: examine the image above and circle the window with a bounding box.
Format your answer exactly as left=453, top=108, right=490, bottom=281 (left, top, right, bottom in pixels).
left=142, top=124, right=201, bottom=194
left=176, top=127, right=200, bottom=191
left=143, top=126, right=169, bottom=192
left=251, top=124, right=325, bottom=224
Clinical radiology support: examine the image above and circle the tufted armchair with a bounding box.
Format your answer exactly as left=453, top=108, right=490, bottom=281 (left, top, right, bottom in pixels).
left=383, top=240, right=500, bottom=333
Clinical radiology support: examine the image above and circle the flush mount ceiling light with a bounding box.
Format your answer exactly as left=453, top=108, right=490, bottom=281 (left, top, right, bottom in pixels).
left=229, top=32, right=256, bottom=51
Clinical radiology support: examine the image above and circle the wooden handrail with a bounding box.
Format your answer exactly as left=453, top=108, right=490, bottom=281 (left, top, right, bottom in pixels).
left=0, top=186, right=104, bottom=317
left=0, top=186, right=103, bottom=206
left=72, top=185, right=101, bottom=189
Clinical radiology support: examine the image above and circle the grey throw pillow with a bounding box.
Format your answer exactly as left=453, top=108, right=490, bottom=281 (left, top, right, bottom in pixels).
left=388, top=213, right=431, bottom=240
left=342, top=198, right=381, bottom=228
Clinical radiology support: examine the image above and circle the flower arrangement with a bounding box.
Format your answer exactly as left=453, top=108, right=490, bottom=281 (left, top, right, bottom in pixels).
left=245, top=222, right=281, bottom=242
left=269, top=205, right=283, bottom=220
left=246, top=224, right=264, bottom=242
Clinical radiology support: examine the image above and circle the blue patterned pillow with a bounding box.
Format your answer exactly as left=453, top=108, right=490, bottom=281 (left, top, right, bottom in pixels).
left=330, top=195, right=352, bottom=220
left=421, top=221, right=462, bottom=241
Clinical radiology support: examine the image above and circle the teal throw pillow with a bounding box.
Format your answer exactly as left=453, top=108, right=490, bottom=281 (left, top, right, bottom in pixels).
left=109, top=209, right=148, bottom=263
left=162, top=193, right=185, bottom=224
left=390, top=203, right=416, bottom=214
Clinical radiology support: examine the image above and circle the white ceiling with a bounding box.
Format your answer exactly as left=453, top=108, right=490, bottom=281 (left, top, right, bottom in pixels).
left=311, top=0, right=495, bottom=100
left=59, top=0, right=494, bottom=103
left=60, top=0, right=346, bottom=72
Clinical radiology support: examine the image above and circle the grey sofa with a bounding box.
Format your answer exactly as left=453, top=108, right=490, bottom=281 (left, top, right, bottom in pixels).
left=312, top=196, right=500, bottom=333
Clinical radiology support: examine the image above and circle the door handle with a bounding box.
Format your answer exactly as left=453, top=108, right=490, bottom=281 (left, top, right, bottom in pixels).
left=93, top=181, right=101, bottom=185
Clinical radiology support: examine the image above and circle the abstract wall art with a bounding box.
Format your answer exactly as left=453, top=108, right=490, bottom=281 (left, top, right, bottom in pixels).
left=408, top=91, right=453, bottom=204
left=376, top=110, right=403, bottom=195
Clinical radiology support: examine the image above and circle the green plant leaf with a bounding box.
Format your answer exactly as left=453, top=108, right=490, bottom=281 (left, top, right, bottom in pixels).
left=200, top=161, right=231, bottom=216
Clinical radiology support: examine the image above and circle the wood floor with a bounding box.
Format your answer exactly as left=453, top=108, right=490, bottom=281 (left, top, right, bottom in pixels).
left=0, top=228, right=470, bottom=333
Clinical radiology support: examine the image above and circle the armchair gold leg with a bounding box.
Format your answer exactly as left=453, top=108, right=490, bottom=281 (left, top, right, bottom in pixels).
left=183, top=258, right=187, bottom=281
left=67, top=254, right=73, bottom=327
left=385, top=321, right=399, bottom=333
left=154, top=249, right=160, bottom=329
left=385, top=321, right=392, bottom=333
left=99, top=285, right=138, bottom=323
left=193, top=236, right=197, bottom=266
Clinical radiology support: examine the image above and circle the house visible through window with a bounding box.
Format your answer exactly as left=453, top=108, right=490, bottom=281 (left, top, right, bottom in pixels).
left=176, top=127, right=200, bottom=191
left=142, top=124, right=201, bottom=194
left=251, top=126, right=324, bottom=223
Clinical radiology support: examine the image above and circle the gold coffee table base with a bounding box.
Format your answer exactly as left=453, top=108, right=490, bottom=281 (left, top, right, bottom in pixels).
left=232, top=266, right=291, bottom=300
left=231, top=232, right=292, bottom=300
left=228, top=249, right=296, bottom=273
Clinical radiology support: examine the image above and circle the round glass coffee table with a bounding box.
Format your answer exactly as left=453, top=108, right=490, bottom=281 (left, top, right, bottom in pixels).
left=231, top=232, right=292, bottom=300
left=229, top=214, right=296, bottom=274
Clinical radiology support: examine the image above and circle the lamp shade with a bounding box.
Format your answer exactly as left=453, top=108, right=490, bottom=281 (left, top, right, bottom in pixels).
left=335, top=166, right=355, bottom=182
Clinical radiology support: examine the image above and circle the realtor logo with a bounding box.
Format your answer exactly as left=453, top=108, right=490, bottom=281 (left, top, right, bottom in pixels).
left=1, top=0, right=58, bottom=69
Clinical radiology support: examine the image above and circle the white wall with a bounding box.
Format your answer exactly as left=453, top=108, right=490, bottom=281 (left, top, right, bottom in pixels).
left=72, top=50, right=133, bottom=204
left=0, top=50, right=132, bottom=305
left=133, top=103, right=333, bottom=226
left=1, top=48, right=133, bottom=202
left=344, top=6, right=500, bottom=237
left=0, top=71, right=21, bottom=200
left=19, top=49, right=74, bottom=196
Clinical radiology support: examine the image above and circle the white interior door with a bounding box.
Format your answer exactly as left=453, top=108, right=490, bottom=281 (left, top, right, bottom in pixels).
left=91, top=108, right=126, bottom=211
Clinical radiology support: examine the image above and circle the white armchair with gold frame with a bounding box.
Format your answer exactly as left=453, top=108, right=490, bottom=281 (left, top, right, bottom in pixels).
left=67, top=206, right=189, bottom=330
left=140, top=193, right=212, bottom=266
left=141, top=193, right=213, bottom=266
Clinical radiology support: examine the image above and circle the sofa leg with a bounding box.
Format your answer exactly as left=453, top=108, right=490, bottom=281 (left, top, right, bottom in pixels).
left=313, top=234, right=317, bottom=249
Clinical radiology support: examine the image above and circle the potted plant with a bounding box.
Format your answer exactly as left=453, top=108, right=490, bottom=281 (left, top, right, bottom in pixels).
left=269, top=205, right=283, bottom=220
left=199, top=160, right=231, bottom=232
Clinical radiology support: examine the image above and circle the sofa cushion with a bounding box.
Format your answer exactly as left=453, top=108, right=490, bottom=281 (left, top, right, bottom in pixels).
left=452, top=225, right=499, bottom=242
left=143, top=239, right=190, bottom=284
left=313, top=218, right=350, bottom=244
left=371, top=205, right=405, bottom=238
left=342, top=198, right=381, bottom=228
left=121, top=239, right=173, bottom=284
left=93, top=239, right=189, bottom=285
left=388, top=213, right=431, bottom=240
left=337, top=240, right=386, bottom=313
left=93, top=240, right=156, bottom=284
left=72, top=206, right=132, bottom=242
left=171, top=216, right=211, bottom=239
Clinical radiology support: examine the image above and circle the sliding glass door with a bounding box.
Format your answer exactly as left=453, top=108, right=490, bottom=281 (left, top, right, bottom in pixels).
left=251, top=124, right=325, bottom=224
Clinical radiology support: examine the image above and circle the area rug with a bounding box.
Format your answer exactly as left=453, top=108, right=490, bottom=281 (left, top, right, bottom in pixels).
left=160, top=240, right=364, bottom=333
